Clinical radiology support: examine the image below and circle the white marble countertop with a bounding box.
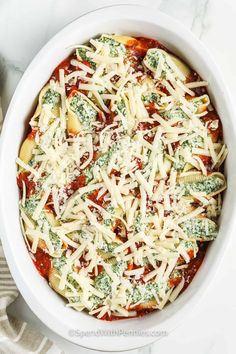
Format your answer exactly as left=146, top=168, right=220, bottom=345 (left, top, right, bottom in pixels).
left=1, top=0, right=236, bottom=353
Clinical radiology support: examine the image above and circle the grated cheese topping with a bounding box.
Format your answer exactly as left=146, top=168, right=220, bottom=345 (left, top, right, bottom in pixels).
left=16, top=34, right=227, bottom=320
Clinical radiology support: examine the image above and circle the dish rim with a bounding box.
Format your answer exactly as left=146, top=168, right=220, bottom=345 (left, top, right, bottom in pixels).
left=0, top=4, right=236, bottom=351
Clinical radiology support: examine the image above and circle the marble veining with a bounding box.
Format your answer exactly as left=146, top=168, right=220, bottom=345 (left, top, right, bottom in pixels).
left=1, top=1, right=236, bottom=353
left=192, top=0, right=211, bottom=39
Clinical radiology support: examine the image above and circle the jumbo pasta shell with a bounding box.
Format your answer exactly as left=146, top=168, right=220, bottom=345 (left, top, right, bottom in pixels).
left=66, top=110, right=82, bottom=135
left=49, top=268, right=67, bottom=298
left=19, top=137, right=36, bottom=164
left=131, top=299, right=157, bottom=310
left=31, top=84, right=61, bottom=120
left=190, top=94, right=210, bottom=114
left=98, top=236, right=127, bottom=261
left=24, top=225, right=47, bottom=252
left=144, top=48, right=191, bottom=80
left=178, top=172, right=226, bottom=198
left=66, top=91, right=98, bottom=135
left=110, top=35, right=137, bottom=45
left=169, top=53, right=191, bottom=78
left=180, top=216, right=218, bottom=241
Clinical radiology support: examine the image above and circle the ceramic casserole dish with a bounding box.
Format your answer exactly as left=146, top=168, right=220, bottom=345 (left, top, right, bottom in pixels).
left=0, top=5, right=236, bottom=351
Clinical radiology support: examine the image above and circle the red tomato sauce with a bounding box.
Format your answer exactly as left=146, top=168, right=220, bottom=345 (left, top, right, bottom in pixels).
left=186, top=71, right=207, bottom=97
left=97, top=308, right=155, bottom=321
left=52, top=54, right=76, bottom=82
left=67, top=85, right=79, bottom=97
left=182, top=242, right=208, bottom=291
left=17, top=171, right=36, bottom=198
left=27, top=129, right=38, bottom=140
left=136, top=121, right=159, bottom=132
left=146, top=102, right=159, bottom=116
left=90, top=265, right=104, bottom=280
left=33, top=247, right=52, bottom=279
left=95, top=105, right=117, bottom=133
left=68, top=174, right=87, bottom=192
left=125, top=36, right=168, bottom=73
left=169, top=275, right=182, bottom=288
left=88, top=189, right=106, bottom=207
left=134, top=157, right=143, bottom=170
left=52, top=55, right=91, bottom=96
left=112, top=219, right=127, bottom=240
left=202, top=111, right=222, bottom=142
left=197, top=154, right=212, bottom=166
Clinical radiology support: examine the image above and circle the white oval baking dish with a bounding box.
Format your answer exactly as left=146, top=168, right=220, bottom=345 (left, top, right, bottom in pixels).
left=0, top=5, right=236, bottom=352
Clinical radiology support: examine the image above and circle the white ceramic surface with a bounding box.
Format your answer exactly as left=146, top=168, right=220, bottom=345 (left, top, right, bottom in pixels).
left=1, top=3, right=236, bottom=353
